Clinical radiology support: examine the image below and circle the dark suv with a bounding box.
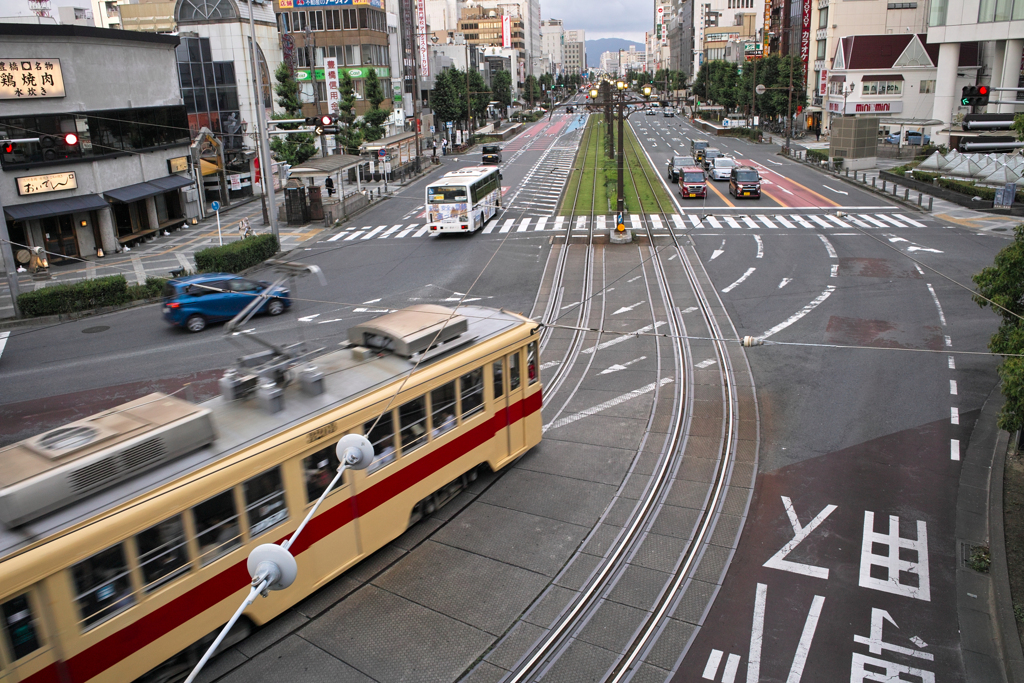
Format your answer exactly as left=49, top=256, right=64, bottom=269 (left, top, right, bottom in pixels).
left=666, top=155, right=696, bottom=182
left=729, top=165, right=762, bottom=199
left=481, top=145, right=502, bottom=164
left=691, top=139, right=710, bottom=163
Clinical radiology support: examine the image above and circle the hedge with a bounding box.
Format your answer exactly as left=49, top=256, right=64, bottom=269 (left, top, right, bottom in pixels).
left=912, top=170, right=940, bottom=182
left=723, top=127, right=761, bottom=142
left=806, top=149, right=828, bottom=163
left=16, top=275, right=169, bottom=318
left=193, top=234, right=279, bottom=273
left=936, top=178, right=1024, bottom=203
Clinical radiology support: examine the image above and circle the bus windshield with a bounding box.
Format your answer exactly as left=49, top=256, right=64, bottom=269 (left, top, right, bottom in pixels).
left=427, top=186, right=468, bottom=203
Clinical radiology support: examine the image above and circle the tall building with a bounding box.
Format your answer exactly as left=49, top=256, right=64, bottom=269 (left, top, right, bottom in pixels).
left=457, top=6, right=526, bottom=84
left=564, top=39, right=585, bottom=74
left=541, top=18, right=564, bottom=74
left=472, top=0, right=541, bottom=74
left=424, top=0, right=458, bottom=32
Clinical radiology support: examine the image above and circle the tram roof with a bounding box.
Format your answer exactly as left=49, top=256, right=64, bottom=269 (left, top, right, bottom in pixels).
left=0, top=305, right=529, bottom=561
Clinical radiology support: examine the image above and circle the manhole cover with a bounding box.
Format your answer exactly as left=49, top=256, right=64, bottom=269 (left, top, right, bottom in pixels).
left=82, top=326, right=110, bottom=334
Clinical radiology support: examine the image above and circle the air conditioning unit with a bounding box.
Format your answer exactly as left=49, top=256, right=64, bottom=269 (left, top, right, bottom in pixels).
left=0, top=393, right=215, bottom=527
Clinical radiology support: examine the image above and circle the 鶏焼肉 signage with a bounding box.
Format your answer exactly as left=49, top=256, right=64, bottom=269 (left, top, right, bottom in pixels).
left=16, top=171, right=76, bottom=196
left=0, top=58, right=64, bottom=100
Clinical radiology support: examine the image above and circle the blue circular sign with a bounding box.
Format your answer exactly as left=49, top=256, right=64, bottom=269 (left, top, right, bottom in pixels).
left=211, top=201, right=220, bottom=211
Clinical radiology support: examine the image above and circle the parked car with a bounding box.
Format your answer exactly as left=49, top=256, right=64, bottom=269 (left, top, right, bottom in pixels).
left=710, top=156, right=737, bottom=181
left=162, top=273, right=291, bottom=333
left=729, top=165, right=762, bottom=199
left=691, top=139, right=710, bottom=163
left=481, top=144, right=502, bottom=164
left=885, top=132, right=930, bottom=145
left=666, top=155, right=696, bottom=182
left=702, top=148, right=723, bottom=170
left=679, top=167, right=708, bottom=198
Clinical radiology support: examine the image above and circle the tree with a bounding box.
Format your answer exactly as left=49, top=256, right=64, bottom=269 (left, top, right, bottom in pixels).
left=973, top=225, right=1024, bottom=430
left=269, top=62, right=316, bottom=166
left=334, top=70, right=362, bottom=154
left=431, top=68, right=466, bottom=126
left=469, top=69, right=490, bottom=122
left=524, top=74, right=540, bottom=107
left=362, top=68, right=390, bottom=142
left=492, top=70, right=512, bottom=115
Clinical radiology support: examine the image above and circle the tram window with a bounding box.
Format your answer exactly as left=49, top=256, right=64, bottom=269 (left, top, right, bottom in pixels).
left=527, top=342, right=538, bottom=385
left=245, top=468, right=289, bottom=538
left=509, top=351, right=521, bottom=390
left=365, top=411, right=396, bottom=473
left=135, top=515, right=190, bottom=592
left=72, top=544, right=135, bottom=629
left=304, top=445, right=341, bottom=502
left=192, top=491, right=241, bottom=566
left=431, top=382, right=457, bottom=437
left=1, top=593, right=41, bottom=660
left=493, top=359, right=504, bottom=399
left=399, top=396, right=428, bottom=454
left=460, top=368, right=484, bottom=418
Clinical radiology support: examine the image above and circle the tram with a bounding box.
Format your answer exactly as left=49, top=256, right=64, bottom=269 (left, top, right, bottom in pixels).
left=424, top=166, right=502, bottom=233
left=0, top=305, right=542, bottom=683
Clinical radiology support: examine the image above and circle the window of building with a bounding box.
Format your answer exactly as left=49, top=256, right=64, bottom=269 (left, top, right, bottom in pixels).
left=135, top=515, right=190, bottom=592
left=919, top=79, right=935, bottom=93
left=192, top=490, right=241, bottom=566
left=365, top=411, right=396, bottom=473
left=292, top=10, right=307, bottom=31
left=929, top=0, right=947, bottom=24
left=818, top=7, right=828, bottom=26
left=342, top=7, right=357, bottom=28
left=887, top=1, right=917, bottom=7
left=399, top=397, right=428, bottom=454
left=2, top=594, right=41, bottom=660
left=344, top=44, right=360, bottom=66
left=862, top=80, right=903, bottom=95
left=308, top=9, right=324, bottom=30
left=326, top=8, right=341, bottom=29
left=278, top=12, right=290, bottom=33
left=244, top=468, right=288, bottom=537
left=817, top=40, right=827, bottom=59
left=460, top=368, right=484, bottom=418
left=493, top=359, right=504, bottom=399
left=509, top=350, right=521, bottom=391
left=72, top=544, right=135, bottom=628
left=979, top=0, right=1012, bottom=20
left=431, top=381, right=457, bottom=436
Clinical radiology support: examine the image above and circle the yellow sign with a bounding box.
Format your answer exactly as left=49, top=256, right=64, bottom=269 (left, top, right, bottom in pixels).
left=0, top=58, right=65, bottom=100
left=279, top=0, right=293, bottom=7
left=168, top=156, right=189, bottom=173
left=16, top=171, right=77, bottom=196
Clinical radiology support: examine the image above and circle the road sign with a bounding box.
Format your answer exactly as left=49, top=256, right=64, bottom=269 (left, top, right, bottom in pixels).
left=755, top=84, right=766, bottom=95
left=446, top=121, right=453, bottom=129
left=430, top=125, right=435, bottom=133
left=211, top=201, right=220, bottom=211
left=378, top=148, right=387, bottom=158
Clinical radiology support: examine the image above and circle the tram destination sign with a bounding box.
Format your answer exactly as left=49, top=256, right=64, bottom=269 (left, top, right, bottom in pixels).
left=0, top=58, right=65, bottom=100
left=16, top=171, right=77, bottom=196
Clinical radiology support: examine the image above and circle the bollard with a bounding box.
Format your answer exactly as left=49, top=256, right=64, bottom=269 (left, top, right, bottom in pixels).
left=928, top=196, right=933, bottom=211
left=846, top=168, right=850, bottom=177
left=882, top=180, right=886, bottom=192
left=904, top=188, right=909, bottom=200
left=872, top=177, right=876, bottom=188
left=918, top=192, right=923, bottom=206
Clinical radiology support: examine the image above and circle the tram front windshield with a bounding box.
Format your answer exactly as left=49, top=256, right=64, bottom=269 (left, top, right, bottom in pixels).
left=427, top=186, right=468, bottom=203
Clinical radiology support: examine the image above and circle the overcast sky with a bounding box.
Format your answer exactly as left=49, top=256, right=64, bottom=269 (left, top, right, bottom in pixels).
left=542, top=0, right=650, bottom=43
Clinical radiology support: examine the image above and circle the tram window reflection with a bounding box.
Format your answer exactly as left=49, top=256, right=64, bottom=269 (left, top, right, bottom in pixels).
left=72, top=544, right=135, bottom=629
left=460, top=368, right=484, bottom=418
left=244, top=468, right=289, bottom=538
left=527, top=342, right=538, bottom=384
left=135, top=515, right=190, bottom=592
left=431, top=381, right=457, bottom=437
left=303, top=446, right=340, bottom=502
left=493, top=359, right=504, bottom=399
left=399, top=396, right=428, bottom=454
left=192, top=491, right=241, bottom=566
left=509, top=351, right=521, bottom=390
left=365, top=411, right=396, bottom=473
left=1, top=593, right=41, bottom=660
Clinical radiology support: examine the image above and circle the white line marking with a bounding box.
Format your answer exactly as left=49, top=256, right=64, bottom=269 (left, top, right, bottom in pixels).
left=0, top=331, right=9, bottom=361
left=413, top=226, right=431, bottom=237
left=764, top=496, right=837, bottom=579
left=703, top=650, right=724, bottom=680
left=754, top=234, right=764, bottom=258
left=830, top=264, right=838, bottom=278
left=948, top=356, right=956, bottom=370
left=823, top=184, right=848, bottom=195
left=914, top=263, right=925, bottom=275
left=723, top=267, right=756, bottom=293
left=695, top=358, right=717, bottom=369
left=540, top=359, right=562, bottom=370
left=907, top=245, right=943, bottom=254
left=747, top=584, right=767, bottom=683
left=517, top=218, right=532, bottom=232
left=926, top=284, right=946, bottom=325
left=779, top=278, right=792, bottom=289
left=627, top=275, right=642, bottom=283
left=951, top=439, right=960, bottom=461
left=775, top=215, right=797, bottom=229
left=612, top=301, right=645, bottom=315
left=581, top=322, right=666, bottom=354
left=681, top=306, right=699, bottom=313
left=951, top=407, right=959, bottom=425
left=950, top=380, right=958, bottom=395
left=599, top=356, right=647, bottom=375
left=765, top=158, right=783, bottom=165
left=499, top=219, right=515, bottom=233
left=723, top=654, right=741, bottom=683
left=787, top=596, right=826, bottom=683
left=297, top=313, right=321, bottom=322
left=945, top=335, right=952, bottom=347
left=543, top=378, right=673, bottom=431
left=361, top=225, right=388, bottom=240
left=818, top=234, right=838, bottom=258
left=535, top=216, right=549, bottom=232
left=327, top=230, right=348, bottom=241
left=761, top=286, right=836, bottom=340
left=711, top=238, right=726, bottom=260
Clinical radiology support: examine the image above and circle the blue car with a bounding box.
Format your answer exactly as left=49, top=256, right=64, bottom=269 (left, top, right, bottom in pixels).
left=162, top=273, right=290, bottom=332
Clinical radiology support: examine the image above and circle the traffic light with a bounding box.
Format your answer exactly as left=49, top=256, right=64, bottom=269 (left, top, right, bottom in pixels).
left=1, top=141, right=14, bottom=155
left=305, top=115, right=338, bottom=134
left=961, top=85, right=991, bottom=107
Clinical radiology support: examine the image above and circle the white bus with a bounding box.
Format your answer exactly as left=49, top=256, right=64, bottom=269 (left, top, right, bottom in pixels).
left=425, top=166, right=502, bottom=234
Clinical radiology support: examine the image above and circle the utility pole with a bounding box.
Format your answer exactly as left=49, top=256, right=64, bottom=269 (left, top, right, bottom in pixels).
left=752, top=56, right=757, bottom=133
left=785, top=54, right=794, bottom=154
left=304, top=23, right=327, bottom=157
left=0, top=204, right=21, bottom=318
left=616, top=82, right=625, bottom=215
left=466, top=43, right=472, bottom=143
left=247, top=0, right=278, bottom=236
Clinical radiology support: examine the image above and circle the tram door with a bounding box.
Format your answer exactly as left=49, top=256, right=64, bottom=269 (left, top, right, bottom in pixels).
left=506, top=348, right=526, bottom=456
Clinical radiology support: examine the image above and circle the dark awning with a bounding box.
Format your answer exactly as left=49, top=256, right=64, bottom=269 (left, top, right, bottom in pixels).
left=4, top=193, right=109, bottom=222
left=861, top=74, right=904, bottom=81
left=105, top=174, right=194, bottom=203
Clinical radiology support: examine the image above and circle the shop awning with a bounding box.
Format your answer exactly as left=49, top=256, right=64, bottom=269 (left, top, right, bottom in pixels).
left=105, top=175, right=194, bottom=203
left=288, top=154, right=364, bottom=178
left=861, top=74, right=904, bottom=81
left=4, top=193, right=109, bottom=222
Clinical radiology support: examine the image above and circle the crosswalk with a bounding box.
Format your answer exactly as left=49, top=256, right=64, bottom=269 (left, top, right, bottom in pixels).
left=319, top=211, right=931, bottom=243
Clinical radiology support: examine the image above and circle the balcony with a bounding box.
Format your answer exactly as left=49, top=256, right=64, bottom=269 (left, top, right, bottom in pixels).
left=817, top=0, right=829, bottom=7
left=816, top=28, right=828, bottom=40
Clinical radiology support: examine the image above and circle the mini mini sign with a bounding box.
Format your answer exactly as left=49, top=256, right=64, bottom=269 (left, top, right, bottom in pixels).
left=0, top=58, right=65, bottom=100
left=16, top=171, right=76, bottom=196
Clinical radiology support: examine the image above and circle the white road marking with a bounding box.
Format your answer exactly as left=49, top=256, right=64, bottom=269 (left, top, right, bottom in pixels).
left=950, top=380, right=958, bottom=395
left=517, top=218, right=532, bottom=232
left=353, top=307, right=389, bottom=313
left=907, top=245, right=943, bottom=254
left=599, top=356, right=647, bottom=375
left=910, top=636, right=929, bottom=650
left=612, top=301, right=646, bottom=315
left=859, top=512, right=931, bottom=601
left=695, top=358, right=717, bottom=368
left=711, top=239, right=726, bottom=260
left=363, top=298, right=381, bottom=304
left=926, top=284, right=946, bottom=325
left=703, top=650, right=724, bottom=680
left=413, top=226, right=431, bottom=237
left=952, top=439, right=960, bottom=461
left=382, top=224, right=404, bottom=237
left=775, top=215, right=797, bottom=229
left=722, top=654, right=741, bottom=683
left=581, top=322, right=666, bottom=354
left=764, top=158, right=783, bottom=165
left=627, top=275, right=642, bottom=283
left=540, top=359, right=562, bottom=370
left=787, top=596, right=826, bottom=683
left=499, top=219, right=516, bottom=233
left=764, top=496, right=837, bottom=579
left=681, top=306, right=699, bottom=313
left=543, top=377, right=673, bottom=431
left=0, top=331, right=8, bottom=362
left=361, top=225, right=388, bottom=240
left=761, top=286, right=837, bottom=340
left=317, top=318, right=344, bottom=324
left=818, top=234, right=837, bottom=258
left=723, top=267, right=756, bottom=293
left=747, top=583, right=768, bottom=683
left=914, top=263, right=925, bottom=275
left=823, top=184, right=848, bottom=195
left=779, top=278, right=792, bottom=288
left=298, top=313, right=321, bottom=322
left=754, top=234, right=764, bottom=258
left=830, top=264, right=838, bottom=278
left=945, top=335, right=952, bottom=347
left=948, top=356, right=956, bottom=369
left=327, top=230, right=348, bottom=241
left=951, top=407, right=959, bottom=425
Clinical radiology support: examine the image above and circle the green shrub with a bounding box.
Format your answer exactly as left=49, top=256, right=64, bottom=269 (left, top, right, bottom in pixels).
left=128, top=276, right=167, bottom=301
left=194, top=234, right=279, bottom=273
left=937, top=177, right=995, bottom=200
left=969, top=545, right=991, bottom=573
left=912, top=170, right=939, bottom=182
left=723, top=127, right=761, bottom=142
left=806, top=149, right=828, bottom=163
left=17, top=274, right=129, bottom=317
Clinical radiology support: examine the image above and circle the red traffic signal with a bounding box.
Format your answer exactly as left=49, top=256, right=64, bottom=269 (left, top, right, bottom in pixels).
left=64, top=132, right=78, bottom=146
left=319, top=115, right=332, bottom=126
left=978, top=85, right=989, bottom=96
left=1, top=141, right=13, bottom=154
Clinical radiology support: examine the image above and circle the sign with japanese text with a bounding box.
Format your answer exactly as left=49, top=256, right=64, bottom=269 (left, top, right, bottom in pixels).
left=279, top=0, right=293, bottom=6
left=416, top=0, right=429, bottom=77
left=16, top=171, right=76, bottom=196
left=501, top=15, right=511, bottom=48
left=289, top=0, right=381, bottom=6
left=800, top=0, right=811, bottom=69
left=167, top=156, right=189, bottom=173
left=820, top=69, right=828, bottom=95
left=325, top=57, right=340, bottom=111
left=0, top=58, right=64, bottom=100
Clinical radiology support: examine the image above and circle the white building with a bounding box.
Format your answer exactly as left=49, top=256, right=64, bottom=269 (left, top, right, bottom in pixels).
left=424, top=0, right=458, bottom=32
left=689, top=0, right=765, bottom=78
left=472, top=0, right=541, bottom=74
left=541, top=18, right=564, bottom=74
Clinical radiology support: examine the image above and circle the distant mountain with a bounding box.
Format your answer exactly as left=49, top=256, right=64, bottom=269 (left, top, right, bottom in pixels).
left=586, top=38, right=645, bottom=72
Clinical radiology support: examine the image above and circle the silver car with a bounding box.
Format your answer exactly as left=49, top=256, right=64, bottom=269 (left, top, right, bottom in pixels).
left=710, top=156, right=736, bottom=181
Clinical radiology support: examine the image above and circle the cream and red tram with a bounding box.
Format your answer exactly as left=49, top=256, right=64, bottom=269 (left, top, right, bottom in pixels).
left=0, top=305, right=541, bottom=683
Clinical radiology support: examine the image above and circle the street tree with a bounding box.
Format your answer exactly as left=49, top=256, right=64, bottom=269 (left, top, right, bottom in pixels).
left=334, top=70, right=362, bottom=154
left=492, top=69, right=512, bottom=116
left=361, top=68, right=390, bottom=142
left=524, top=74, right=540, bottom=107
left=432, top=68, right=466, bottom=126
left=469, top=69, right=491, bottom=123
left=269, top=62, right=316, bottom=166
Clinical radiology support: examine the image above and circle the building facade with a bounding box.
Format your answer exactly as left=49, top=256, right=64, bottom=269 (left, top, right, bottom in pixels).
left=541, top=18, right=563, bottom=74
left=0, top=24, right=197, bottom=262
left=457, top=7, right=526, bottom=85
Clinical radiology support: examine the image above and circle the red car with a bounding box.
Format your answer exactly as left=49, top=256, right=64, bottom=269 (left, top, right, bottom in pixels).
left=679, top=167, right=707, bottom=199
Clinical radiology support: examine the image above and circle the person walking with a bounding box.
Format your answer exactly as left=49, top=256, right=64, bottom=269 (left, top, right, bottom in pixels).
left=324, top=176, right=335, bottom=197
left=442, top=138, right=448, bottom=156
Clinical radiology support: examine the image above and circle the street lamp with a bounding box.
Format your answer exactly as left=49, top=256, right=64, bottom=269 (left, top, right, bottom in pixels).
left=642, top=84, right=653, bottom=98
left=615, top=80, right=627, bottom=230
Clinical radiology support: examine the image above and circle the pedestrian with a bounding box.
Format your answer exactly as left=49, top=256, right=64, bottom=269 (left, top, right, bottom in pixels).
left=815, top=124, right=821, bottom=142
left=324, top=176, right=335, bottom=197
left=442, top=138, right=448, bottom=156
left=431, top=138, right=437, bottom=160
